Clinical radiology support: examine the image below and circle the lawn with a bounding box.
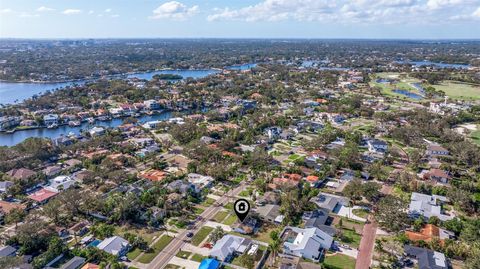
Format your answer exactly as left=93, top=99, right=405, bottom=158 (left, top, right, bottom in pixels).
left=470, top=127, right=480, bottom=145
left=336, top=228, right=362, bottom=248
left=164, top=265, right=181, bottom=269
left=323, top=254, right=356, bottom=269
left=201, top=197, right=216, bottom=206
left=432, top=81, right=480, bottom=100
left=352, top=208, right=369, bottom=219
left=222, top=214, right=238, bottom=225
left=137, top=235, right=173, bottom=264
left=193, top=206, right=205, bottom=214
left=213, top=211, right=229, bottom=222
left=191, top=226, right=214, bottom=246
left=176, top=250, right=192, bottom=259
left=126, top=248, right=142, bottom=260
left=114, top=226, right=159, bottom=244
left=253, top=225, right=281, bottom=244
left=190, top=253, right=206, bottom=262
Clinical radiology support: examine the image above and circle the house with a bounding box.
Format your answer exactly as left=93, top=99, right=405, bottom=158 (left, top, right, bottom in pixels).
left=81, top=263, right=100, bottom=269
left=305, top=218, right=337, bottom=237
left=167, top=180, right=194, bottom=194
left=43, top=165, right=62, bottom=177
left=47, top=175, right=75, bottom=192
left=404, top=245, right=448, bottom=269
left=209, top=234, right=252, bottom=261
left=310, top=193, right=349, bottom=213
left=405, top=224, right=454, bottom=244
left=254, top=204, right=284, bottom=223
left=409, top=192, right=453, bottom=221
left=426, top=169, right=450, bottom=184
left=0, top=201, right=26, bottom=218
left=144, top=99, right=161, bottom=110
left=68, top=221, right=90, bottom=237
left=233, top=217, right=258, bottom=234
left=282, top=226, right=333, bottom=261
left=28, top=188, right=58, bottom=204
left=43, top=114, right=59, bottom=126
left=6, top=168, right=36, bottom=181
left=0, top=181, right=13, bottom=193
left=255, top=191, right=280, bottom=206
left=89, top=126, right=105, bottom=137
left=139, top=169, right=167, bottom=182
left=0, top=116, right=21, bottom=131
left=187, top=173, right=214, bottom=192
left=426, top=145, right=449, bottom=157
left=367, top=139, right=388, bottom=153
left=264, top=126, right=282, bottom=140
left=60, top=256, right=86, bottom=269
left=0, top=245, right=17, bottom=257
left=305, top=175, right=319, bottom=186
left=97, top=236, right=130, bottom=256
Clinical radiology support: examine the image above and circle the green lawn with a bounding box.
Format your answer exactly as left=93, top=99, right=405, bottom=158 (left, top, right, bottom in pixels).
left=191, top=226, right=214, bottom=246
left=164, top=265, right=181, bottom=269
left=176, top=250, right=192, bottom=259
left=201, top=197, right=216, bottom=206
left=222, top=214, right=238, bottom=225
left=126, top=248, right=142, bottom=260
left=190, top=253, right=206, bottom=262
left=194, top=207, right=205, bottom=214
left=470, top=127, right=480, bottom=145
left=432, top=81, right=480, bottom=100
left=336, top=228, right=362, bottom=248
left=137, top=235, right=173, bottom=264
left=213, top=211, right=229, bottom=222
left=323, top=254, right=356, bottom=269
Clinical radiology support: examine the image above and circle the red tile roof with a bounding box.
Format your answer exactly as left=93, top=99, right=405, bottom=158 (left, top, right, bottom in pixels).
left=28, top=188, right=58, bottom=203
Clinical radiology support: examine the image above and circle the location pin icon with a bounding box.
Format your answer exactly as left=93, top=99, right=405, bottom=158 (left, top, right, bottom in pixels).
left=234, top=199, right=250, bottom=222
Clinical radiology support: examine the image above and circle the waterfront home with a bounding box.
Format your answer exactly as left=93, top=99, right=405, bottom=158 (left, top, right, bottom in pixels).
left=209, top=234, right=252, bottom=261
left=96, top=236, right=130, bottom=257
left=89, top=126, right=105, bottom=137
left=408, top=192, right=453, bottom=221
left=43, top=114, right=59, bottom=127
left=0, top=116, right=21, bottom=131
left=281, top=226, right=333, bottom=261
left=404, top=245, right=448, bottom=269
left=144, top=99, right=160, bottom=110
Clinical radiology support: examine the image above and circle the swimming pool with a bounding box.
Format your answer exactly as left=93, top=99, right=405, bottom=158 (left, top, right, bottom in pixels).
left=88, top=239, right=101, bottom=247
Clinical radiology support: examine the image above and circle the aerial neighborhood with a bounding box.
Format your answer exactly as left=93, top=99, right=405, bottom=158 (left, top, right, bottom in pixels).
left=0, top=39, right=479, bottom=269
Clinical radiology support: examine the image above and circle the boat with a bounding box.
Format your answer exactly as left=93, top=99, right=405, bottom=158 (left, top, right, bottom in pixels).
left=47, top=123, right=58, bottom=129
left=87, top=118, right=95, bottom=124
left=68, top=121, right=81, bottom=127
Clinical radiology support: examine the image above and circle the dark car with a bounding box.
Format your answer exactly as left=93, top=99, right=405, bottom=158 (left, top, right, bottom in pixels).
left=187, top=232, right=194, bottom=238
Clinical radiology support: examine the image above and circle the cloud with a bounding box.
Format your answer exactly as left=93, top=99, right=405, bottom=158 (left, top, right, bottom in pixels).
left=0, top=8, right=13, bottom=14
left=62, top=9, right=82, bottom=15
left=207, top=0, right=480, bottom=24
left=37, top=6, right=55, bottom=12
left=20, top=12, right=40, bottom=18
left=105, top=8, right=112, bottom=13
left=150, top=1, right=199, bottom=20
left=473, top=6, right=480, bottom=17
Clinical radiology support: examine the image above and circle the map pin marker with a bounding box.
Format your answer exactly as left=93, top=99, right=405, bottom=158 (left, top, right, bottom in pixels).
left=234, top=199, right=250, bottom=222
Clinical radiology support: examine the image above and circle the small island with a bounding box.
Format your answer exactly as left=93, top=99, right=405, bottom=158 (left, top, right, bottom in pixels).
left=153, top=74, right=183, bottom=80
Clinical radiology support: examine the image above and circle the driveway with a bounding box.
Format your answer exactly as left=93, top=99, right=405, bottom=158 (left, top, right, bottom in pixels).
left=355, top=216, right=378, bottom=269
left=335, top=205, right=367, bottom=222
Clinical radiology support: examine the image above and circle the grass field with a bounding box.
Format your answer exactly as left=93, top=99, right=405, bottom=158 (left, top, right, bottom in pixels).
left=213, top=211, right=229, bottom=222
left=127, top=248, right=142, bottom=260
left=222, top=214, right=238, bottom=225
left=191, top=226, right=214, bottom=246
left=190, top=253, right=206, bottom=262
left=470, top=128, right=480, bottom=145
left=323, top=254, right=356, bottom=269
left=432, top=81, right=480, bottom=100
left=352, top=208, right=369, bottom=219
left=137, top=235, right=173, bottom=264
left=176, top=250, right=192, bottom=259
left=336, top=228, right=362, bottom=248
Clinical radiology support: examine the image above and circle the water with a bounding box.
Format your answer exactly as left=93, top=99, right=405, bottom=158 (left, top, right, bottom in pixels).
left=226, top=63, right=257, bottom=70
left=376, top=78, right=392, bottom=84
left=392, top=89, right=424, bottom=100
left=88, top=239, right=102, bottom=247
left=0, top=111, right=172, bottom=147
left=0, top=70, right=219, bottom=105
left=396, top=60, right=470, bottom=69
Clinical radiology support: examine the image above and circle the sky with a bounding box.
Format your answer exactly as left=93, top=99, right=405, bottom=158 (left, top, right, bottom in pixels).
left=1, top=0, right=479, bottom=39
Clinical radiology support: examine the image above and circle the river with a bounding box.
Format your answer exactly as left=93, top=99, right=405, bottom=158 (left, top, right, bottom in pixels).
left=0, top=63, right=257, bottom=146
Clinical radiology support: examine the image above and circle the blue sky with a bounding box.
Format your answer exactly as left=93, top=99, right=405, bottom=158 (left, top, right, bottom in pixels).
left=1, top=0, right=479, bottom=39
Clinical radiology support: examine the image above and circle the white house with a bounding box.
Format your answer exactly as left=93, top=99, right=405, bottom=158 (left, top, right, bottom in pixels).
left=97, top=236, right=130, bottom=257
left=409, top=192, right=453, bottom=221
left=144, top=99, right=160, bottom=110
left=282, top=226, right=333, bottom=261
left=187, top=173, right=214, bottom=192
left=43, top=114, right=59, bottom=127
left=367, top=139, right=388, bottom=153
left=46, top=175, right=75, bottom=192
left=209, top=234, right=252, bottom=261
left=89, top=127, right=105, bottom=137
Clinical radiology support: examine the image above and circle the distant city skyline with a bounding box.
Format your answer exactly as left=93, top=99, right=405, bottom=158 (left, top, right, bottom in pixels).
left=1, top=0, right=480, bottom=39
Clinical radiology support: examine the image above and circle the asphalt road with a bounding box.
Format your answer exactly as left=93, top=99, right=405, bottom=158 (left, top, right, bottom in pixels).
left=146, top=182, right=246, bottom=269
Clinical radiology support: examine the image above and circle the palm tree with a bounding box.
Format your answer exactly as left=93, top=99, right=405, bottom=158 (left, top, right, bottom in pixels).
left=268, top=236, right=282, bottom=266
